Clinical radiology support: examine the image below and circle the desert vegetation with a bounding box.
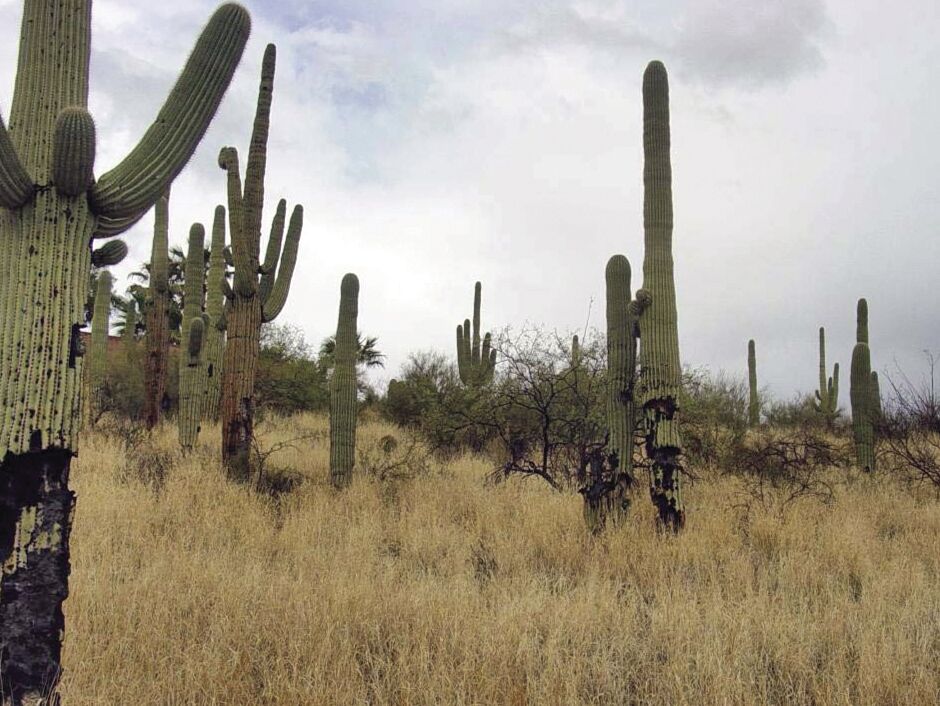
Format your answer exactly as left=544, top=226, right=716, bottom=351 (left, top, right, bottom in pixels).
left=0, top=2, right=938, bottom=705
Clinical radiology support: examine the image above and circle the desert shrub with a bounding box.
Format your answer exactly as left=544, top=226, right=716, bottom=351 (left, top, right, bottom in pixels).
left=723, top=426, right=851, bottom=513
left=878, top=355, right=940, bottom=490
left=358, top=431, right=432, bottom=481
left=764, top=392, right=834, bottom=430
left=256, top=323, right=330, bottom=414
left=680, top=367, right=750, bottom=468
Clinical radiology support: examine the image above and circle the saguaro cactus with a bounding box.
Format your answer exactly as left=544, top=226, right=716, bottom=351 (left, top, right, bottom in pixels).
left=122, top=299, right=138, bottom=353
left=0, top=4, right=249, bottom=697
left=571, top=334, right=581, bottom=367
left=637, top=60, right=685, bottom=531
left=330, top=274, right=360, bottom=488
left=86, top=271, right=114, bottom=426
left=219, top=44, right=304, bottom=481
left=179, top=224, right=207, bottom=451
left=605, top=255, right=649, bottom=488
left=870, top=370, right=882, bottom=421
left=144, top=191, right=171, bottom=429
left=203, top=205, right=228, bottom=421
left=594, top=254, right=650, bottom=532
left=456, top=281, right=496, bottom=386
left=814, top=327, right=839, bottom=424
left=851, top=298, right=875, bottom=471
left=747, top=339, right=759, bottom=427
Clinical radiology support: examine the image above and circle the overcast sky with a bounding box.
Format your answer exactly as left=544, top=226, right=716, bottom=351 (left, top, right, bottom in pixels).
left=1, top=0, right=937, bottom=400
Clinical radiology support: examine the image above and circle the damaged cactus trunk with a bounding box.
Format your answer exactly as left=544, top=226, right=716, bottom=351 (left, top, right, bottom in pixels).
left=0, top=1, right=250, bottom=701
left=637, top=61, right=685, bottom=532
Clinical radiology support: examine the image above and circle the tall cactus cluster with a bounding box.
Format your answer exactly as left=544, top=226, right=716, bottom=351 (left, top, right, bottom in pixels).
left=850, top=298, right=876, bottom=471
left=747, top=339, right=759, bottom=427
left=203, top=205, right=229, bottom=421
left=814, top=327, right=840, bottom=424
left=144, top=192, right=172, bottom=429
left=179, top=224, right=208, bottom=451
left=330, top=274, right=360, bottom=488
left=604, top=255, right=649, bottom=499
left=456, top=282, right=496, bottom=386
left=0, top=2, right=249, bottom=700
left=219, top=43, right=304, bottom=481
left=637, top=61, right=685, bottom=531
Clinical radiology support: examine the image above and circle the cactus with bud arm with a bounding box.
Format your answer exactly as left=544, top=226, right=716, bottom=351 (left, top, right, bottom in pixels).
left=0, top=3, right=250, bottom=698
left=203, top=205, right=228, bottom=421
left=814, top=327, right=839, bottom=424
left=179, top=224, right=207, bottom=451
left=218, top=44, right=304, bottom=481
left=851, top=298, right=876, bottom=471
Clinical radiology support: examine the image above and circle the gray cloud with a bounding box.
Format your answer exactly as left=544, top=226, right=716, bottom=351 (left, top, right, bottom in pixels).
left=673, top=0, right=832, bottom=89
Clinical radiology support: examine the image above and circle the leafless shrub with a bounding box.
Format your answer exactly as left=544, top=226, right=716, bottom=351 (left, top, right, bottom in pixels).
left=878, top=353, right=940, bottom=491
left=725, top=427, right=850, bottom=514
left=358, top=431, right=431, bottom=481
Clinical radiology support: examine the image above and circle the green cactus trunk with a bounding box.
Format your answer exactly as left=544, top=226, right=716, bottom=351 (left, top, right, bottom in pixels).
left=330, top=274, right=360, bottom=488
left=456, top=281, right=496, bottom=386
left=219, top=44, right=304, bottom=482
left=0, top=2, right=249, bottom=699
left=637, top=60, right=685, bottom=532
left=144, top=192, right=171, bottom=429
left=747, top=339, right=759, bottom=427
left=203, top=205, right=227, bottom=421
left=595, top=254, right=648, bottom=532
left=85, top=270, right=113, bottom=427
left=850, top=298, right=875, bottom=471
left=179, top=224, right=207, bottom=451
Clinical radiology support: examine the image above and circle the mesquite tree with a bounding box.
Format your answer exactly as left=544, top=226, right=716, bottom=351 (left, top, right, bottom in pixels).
left=219, top=43, right=304, bottom=482
left=0, top=2, right=249, bottom=700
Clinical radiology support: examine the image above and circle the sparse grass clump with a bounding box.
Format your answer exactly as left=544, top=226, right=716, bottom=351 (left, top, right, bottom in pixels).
left=60, top=414, right=940, bottom=705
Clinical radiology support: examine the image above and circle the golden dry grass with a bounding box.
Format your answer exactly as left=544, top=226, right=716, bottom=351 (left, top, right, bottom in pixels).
left=60, top=414, right=940, bottom=705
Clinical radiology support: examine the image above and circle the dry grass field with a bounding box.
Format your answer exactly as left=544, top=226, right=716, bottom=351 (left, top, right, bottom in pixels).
left=59, top=415, right=940, bottom=705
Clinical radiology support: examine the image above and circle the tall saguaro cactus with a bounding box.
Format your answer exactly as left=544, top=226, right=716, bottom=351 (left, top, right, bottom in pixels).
left=747, top=339, right=759, bottom=427
left=203, top=205, right=228, bottom=421
left=219, top=44, right=304, bottom=481
left=179, top=224, right=207, bottom=451
left=86, top=271, right=114, bottom=426
left=851, top=298, right=875, bottom=471
left=814, top=327, right=839, bottom=424
left=144, top=191, right=171, bottom=429
left=0, top=4, right=249, bottom=699
left=330, top=274, right=360, bottom=488
left=456, top=281, right=496, bottom=386
left=637, top=60, right=685, bottom=531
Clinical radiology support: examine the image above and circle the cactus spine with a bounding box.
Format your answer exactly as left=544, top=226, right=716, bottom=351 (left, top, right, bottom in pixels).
left=219, top=44, right=304, bottom=481
left=86, top=271, right=113, bottom=426
left=144, top=191, right=171, bottom=429
left=330, top=274, right=360, bottom=488
left=456, top=281, right=496, bottom=385
left=0, top=3, right=250, bottom=699
left=179, top=224, right=207, bottom=451
left=747, top=339, right=759, bottom=427
left=203, top=205, right=227, bottom=421
left=814, top=327, right=839, bottom=423
left=850, top=298, right=875, bottom=471
left=637, top=60, right=685, bottom=531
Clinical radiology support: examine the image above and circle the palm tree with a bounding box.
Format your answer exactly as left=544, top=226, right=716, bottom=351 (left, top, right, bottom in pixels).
left=319, top=332, right=385, bottom=371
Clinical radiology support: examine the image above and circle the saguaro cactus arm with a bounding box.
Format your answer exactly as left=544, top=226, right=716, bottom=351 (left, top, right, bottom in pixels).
left=0, top=116, right=32, bottom=207
left=52, top=107, right=96, bottom=197
left=90, top=4, right=251, bottom=221
left=90, top=240, right=128, bottom=267
left=261, top=204, right=303, bottom=322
